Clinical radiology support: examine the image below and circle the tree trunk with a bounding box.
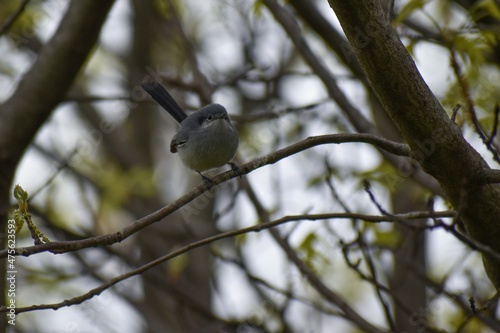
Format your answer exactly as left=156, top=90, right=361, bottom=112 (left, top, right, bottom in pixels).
left=328, top=0, right=500, bottom=288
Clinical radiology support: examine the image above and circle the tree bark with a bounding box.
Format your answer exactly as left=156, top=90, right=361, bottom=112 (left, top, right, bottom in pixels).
left=328, top=0, right=500, bottom=288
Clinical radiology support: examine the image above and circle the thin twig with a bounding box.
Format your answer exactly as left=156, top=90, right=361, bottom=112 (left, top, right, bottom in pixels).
left=29, top=145, right=77, bottom=200
left=361, top=238, right=396, bottom=330
left=24, top=212, right=42, bottom=245
left=486, top=105, right=500, bottom=146
left=450, top=49, right=500, bottom=163
left=63, top=95, right=133, bottom=103
left=357, top=181, right=396, bottom=329
left=363, top=179, right=392, bottom=216
left=451, top=103, right=462, bottom=122
left=432, top=219, right=500, bottom=262
left=232, top=99, right=329, bottom=123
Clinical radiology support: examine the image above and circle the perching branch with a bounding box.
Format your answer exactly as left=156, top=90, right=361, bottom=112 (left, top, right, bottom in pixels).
left=0, top=133, right=409, bottom=259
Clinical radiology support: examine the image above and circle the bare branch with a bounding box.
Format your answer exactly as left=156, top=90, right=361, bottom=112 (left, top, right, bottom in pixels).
left=486, top=105, right=500, bottom=146
left=0, top=133, right=410, bottom=258
left=433, top=218, right=500, bottom=262
left=0, top=210, right=454, bottom=314
left=450, top=49, right=500, bottom=163
left=451, top=104, right=462, bottom=123
left=363, top=179, right=392, bottom=216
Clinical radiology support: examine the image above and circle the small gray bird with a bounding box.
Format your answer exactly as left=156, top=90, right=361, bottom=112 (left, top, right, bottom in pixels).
left=142, top=81, right=240, bottom=186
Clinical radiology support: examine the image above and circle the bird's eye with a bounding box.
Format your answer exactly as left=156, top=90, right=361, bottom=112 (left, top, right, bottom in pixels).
left=206, top=114, right=213, bottom=121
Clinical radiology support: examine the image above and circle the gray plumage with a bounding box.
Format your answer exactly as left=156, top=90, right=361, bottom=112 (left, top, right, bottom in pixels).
left=172, top=104, right=239, bottom=172
left=142, top=81, right=240, bottom=184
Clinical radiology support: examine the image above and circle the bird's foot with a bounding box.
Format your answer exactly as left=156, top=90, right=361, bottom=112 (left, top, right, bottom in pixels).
left=229, top=163, right=242, bottom=178
left=198, top=172, right=215, bottom=189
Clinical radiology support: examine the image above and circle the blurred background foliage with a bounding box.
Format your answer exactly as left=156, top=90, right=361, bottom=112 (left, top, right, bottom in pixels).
left=0, top=0, right=500, bottom=332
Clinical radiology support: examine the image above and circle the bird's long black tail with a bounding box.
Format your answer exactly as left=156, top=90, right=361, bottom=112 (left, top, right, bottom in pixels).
left=141, top=81, right=187, bottom=123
